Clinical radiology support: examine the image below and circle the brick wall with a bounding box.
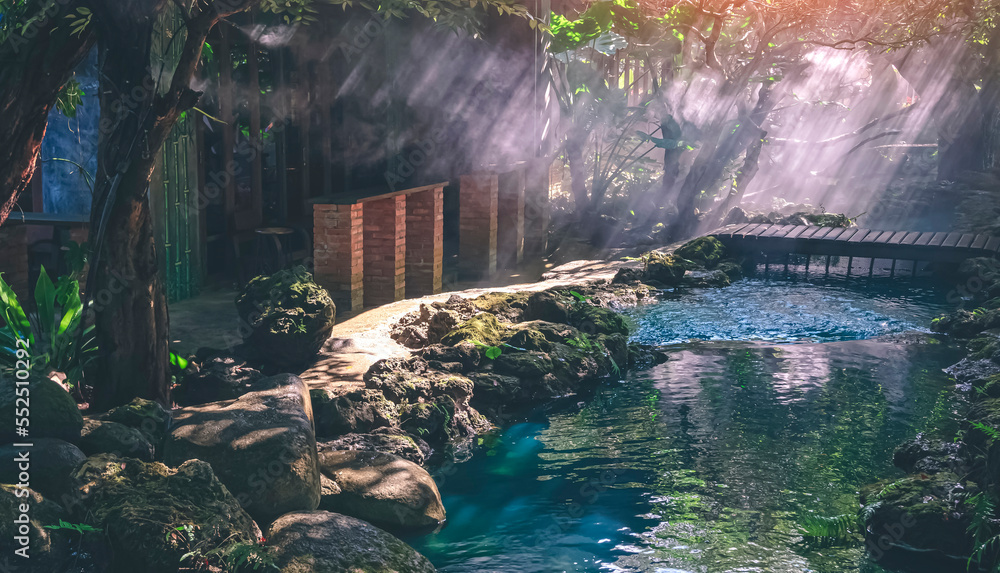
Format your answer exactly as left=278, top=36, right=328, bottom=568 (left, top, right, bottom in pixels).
left=459, top=173, right=498, bottom=278
left=0, top=224, right=28, bottom=301
left=313, top=203, right=364, bottom=312
left=363, top=195, right=406, bottom=306
left=405, top=187, right=443, bottom=297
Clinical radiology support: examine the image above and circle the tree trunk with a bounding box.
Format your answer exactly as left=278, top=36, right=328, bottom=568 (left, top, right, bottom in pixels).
left=87, top=0, right=248, bottom=409
left=88, top=4, right=171, bottom=410
left=0, top=3, right=94, bottom=225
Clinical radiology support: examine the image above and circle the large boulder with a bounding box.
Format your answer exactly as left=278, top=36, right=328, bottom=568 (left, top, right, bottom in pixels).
left=319, top=450, right=445, bottom=530
left=267, top=511, right=437, bottom=573
left=0, top=438, right=85, bottom=500
left=78, top=419, right=156, bottom=461
left=0, top=484, right=74, bottom=569
left=163, top=374, right=321, bottom=524
left=69, top=454, right=261, bottom=573
left=236, top=266, right=336, bottom=369
left=0, top=373, right=83, bottom=444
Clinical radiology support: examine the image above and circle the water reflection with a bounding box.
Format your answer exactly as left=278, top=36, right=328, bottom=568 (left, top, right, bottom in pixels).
left=405, top=282, right=962, bottom=573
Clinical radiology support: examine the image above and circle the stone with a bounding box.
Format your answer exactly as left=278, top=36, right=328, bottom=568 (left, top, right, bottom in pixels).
left=681, top=269, right=731, bottom=287
left=320, top=431, right=429, bottom=465
left=440, top=313, right=508, bottom=347
left=674, top=236, right=726, bottom=267
left=0, top=438, right=86, bottom=500
left=319, top=450, right=445, bottom=530
left=892, top=434, right=963, bottom=474
left=103, top=397, right=172, bottom=450
left=569, top=304, right=630, bottom=336
left=722, top=206, right=750, bottom=225
left=312, top=388, right=398, bottom=438
left=643, top=253, right=690, bottom=286
left=163, top=374, right=321, bottom=524
left=0, top=484, right=73, bottom=570
left=0, top=373, right=83, bottom=444
left=523, top=290, right=571, bottom=323
left=176, top=352, right=265, bottom=404
left=79, top=419, right=156, bottom=462
left=267, top=511, right=437, bottom=573
left=236, top=265, right=337, bottom=370
left=69, top=454, right=261, bottom=573
left=612, top=266, right=645, bottom=284
left=859, top=472, right=974, bottom=558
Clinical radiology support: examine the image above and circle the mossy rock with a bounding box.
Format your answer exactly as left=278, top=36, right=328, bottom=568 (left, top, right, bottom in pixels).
left=266, top=511, right=436, bottom=573
left=859, top=472, right=974, bottom=558
left=968, top=335, right=1000, bottom=361
left=569, top=304, right=630, bottom=337
left=493, top=351, right=555, bottom=380
left=79, top=419, right=156, bottom=462
left=931, top=308, right=1000, bottom=338
left=70, top=454, right=261, bottom=573
left=674, top=236, right=727, bottom=267
left=471, top=291, right=530, bottom=321
left=714, top=261, right=744, bottom=282
left=0, top=373, right=83, bottom=444
left=802, top=212, right=852, bottom=227
left=643, top=253, right=693, bottom=286
left=440, top=314, right=508, bottom=348
left=104, top=398, right=171, bottom=449
left=236, top=265, right=336, bottom=369
left=320, top=430, right=429, bottom=465
left=0, top=485, right=74, bottom=569
left=523, top=291, right=571, bottom=323
left=311, top=388, right=398, bottom=438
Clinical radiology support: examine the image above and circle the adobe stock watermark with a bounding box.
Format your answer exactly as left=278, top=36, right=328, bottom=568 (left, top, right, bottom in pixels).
left=384, top=128, right=448, bottom=192
left=339, top=14, right=390, bottom=63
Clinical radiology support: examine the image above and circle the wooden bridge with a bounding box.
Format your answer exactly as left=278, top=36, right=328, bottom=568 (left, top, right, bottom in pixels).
left=710, top=224, right=1000, bottom=274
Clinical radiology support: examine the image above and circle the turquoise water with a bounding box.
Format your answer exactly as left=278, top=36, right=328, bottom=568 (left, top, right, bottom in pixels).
left=405, top=280, right=964, bottom=573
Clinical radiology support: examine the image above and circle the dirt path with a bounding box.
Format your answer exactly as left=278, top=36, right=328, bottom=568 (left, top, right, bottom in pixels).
left=299, top=257, right=636, bottom=394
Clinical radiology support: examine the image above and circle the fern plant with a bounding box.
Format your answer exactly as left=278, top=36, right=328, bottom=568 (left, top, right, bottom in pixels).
left=968, top=493, right=1000, bottom=572
left=797, top=513, right=857, bottom=541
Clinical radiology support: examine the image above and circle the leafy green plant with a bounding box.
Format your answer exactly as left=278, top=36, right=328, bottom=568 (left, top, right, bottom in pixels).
left=797, top=514, right=856, bottom=540
left=44, top=519, right=102, bottom=535
left=0, top=267, right=97, bottom=388
left=470, top=339, right=503, bottom=360
left=569, top=290, right=592, bottom=302
left=967, top=493, right=1000, bottom=572
left=973, top=421, right=1000, bottom=443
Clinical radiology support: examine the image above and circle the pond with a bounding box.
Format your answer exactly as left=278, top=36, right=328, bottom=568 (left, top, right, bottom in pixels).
left=404, top=278, right=966, bottom=573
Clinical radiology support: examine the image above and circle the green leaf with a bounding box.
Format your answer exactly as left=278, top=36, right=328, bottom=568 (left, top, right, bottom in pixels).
left=34, top=266, right=56, bottom=339
left=484, top=346, right=502, bottom=360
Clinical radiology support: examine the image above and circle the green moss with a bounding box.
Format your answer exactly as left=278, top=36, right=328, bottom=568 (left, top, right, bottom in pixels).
left=569, top=304, right=630, bottom=336
left=71, top=455, right=260, bottom=573
left=440, top=314, right=509, bottom=347
left=802, top=212, right=852, bottom=227
left=674, top=236, right=727, bottom=267
left=235, top=266, right=336, bottom=368
left=643, top=252, right=693, bottom=285
left=471, top=291, right=531, bottom=315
